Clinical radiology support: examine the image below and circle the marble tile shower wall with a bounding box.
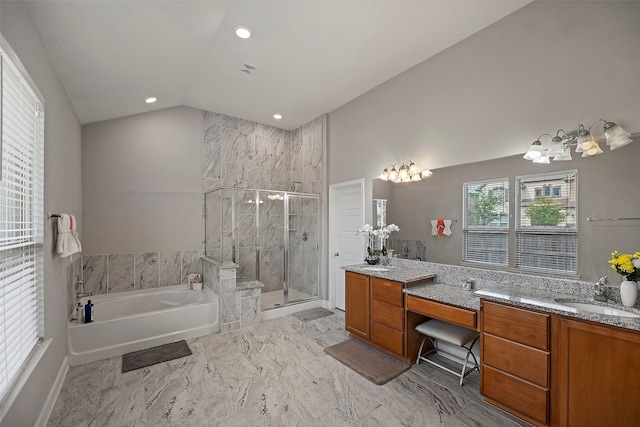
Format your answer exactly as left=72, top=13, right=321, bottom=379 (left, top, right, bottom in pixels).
left=202, top=111, right=323, bottom=294
left=201, top=111, right=323, bottom=194
left=387, top=238, right=428, bottom=261
left=79, top=250, right=202, bottom=295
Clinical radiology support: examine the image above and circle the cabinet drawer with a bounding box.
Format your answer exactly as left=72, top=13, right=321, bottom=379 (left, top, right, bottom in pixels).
left=372, top=300, right=403, bottom=331
left=483, top=301, right=549, bottom=351
left=406, top=295, right=477, bottom=330
left=371, top=321, right=404, bottom=355
left=483, top=334, right=549, bottom=387
left=483, top=365, right=549, bottom=425
left=371, top=278, right=403, bottom=307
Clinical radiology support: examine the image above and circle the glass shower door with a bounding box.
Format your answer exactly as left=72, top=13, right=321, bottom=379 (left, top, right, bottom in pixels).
left=286, top=194, right=320, bottom=304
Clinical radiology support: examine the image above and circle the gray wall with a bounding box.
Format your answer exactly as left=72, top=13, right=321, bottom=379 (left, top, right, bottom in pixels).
left=82, top=106, right=203, bottom=254
left=0, top=2, right=82, bottom=426
left=376, top=139, right=640, bottom=284
left=328, top=1, right=640, bottom=224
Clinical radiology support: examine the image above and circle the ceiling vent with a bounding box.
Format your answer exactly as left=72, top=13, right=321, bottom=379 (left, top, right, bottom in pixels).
left=237, top=62, right=260, bottom=76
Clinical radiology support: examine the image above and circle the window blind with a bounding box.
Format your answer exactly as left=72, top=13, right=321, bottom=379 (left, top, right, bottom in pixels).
left=0, top=48, right=45, bottom=403
left=516, top=171, right=577, bottom=275
left=463, top=179, right=509, bottom=265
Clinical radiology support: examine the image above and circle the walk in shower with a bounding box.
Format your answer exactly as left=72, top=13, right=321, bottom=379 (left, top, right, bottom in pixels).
left=204, top=187, right=320, bottom=310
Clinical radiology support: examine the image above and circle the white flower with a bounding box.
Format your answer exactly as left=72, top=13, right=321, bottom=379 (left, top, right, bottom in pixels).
left=385, top=224, right=400, bottom=233
left=356, top=224, right=374, bottom=236
left=634, top=258, right=640, bottom=269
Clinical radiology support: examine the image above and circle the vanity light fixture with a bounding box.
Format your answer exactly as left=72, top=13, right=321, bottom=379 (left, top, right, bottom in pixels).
left=145, top=97, right=157, bottom=104
left=379, top=160, right=432, bottom=183
left=524, top=119, right=633, bottom=163
left=234, top=25, right=252, bottom=39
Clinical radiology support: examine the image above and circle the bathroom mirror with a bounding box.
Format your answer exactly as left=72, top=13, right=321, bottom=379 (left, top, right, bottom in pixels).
left=374, top=198, right=387, bottom=228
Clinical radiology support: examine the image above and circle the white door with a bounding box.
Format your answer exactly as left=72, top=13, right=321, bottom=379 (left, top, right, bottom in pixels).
left=329, top=179, right=365, bottom=311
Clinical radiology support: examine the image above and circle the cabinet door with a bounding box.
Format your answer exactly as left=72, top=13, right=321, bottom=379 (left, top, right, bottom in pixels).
left=558, top=318, right=640, bottom=427
left=345, top=272, right=370, bottom=340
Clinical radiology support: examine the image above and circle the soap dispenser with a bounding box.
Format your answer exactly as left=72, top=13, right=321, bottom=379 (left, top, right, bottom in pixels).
left=84, top=300, right=94, bottom=323
left=75, top=302, right=84, bottom=322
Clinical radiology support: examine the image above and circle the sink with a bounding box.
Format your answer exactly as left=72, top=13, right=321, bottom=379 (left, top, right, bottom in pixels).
left=556, top=301, right=640, bottom=318
left=361, top=266, right=390, bottom=272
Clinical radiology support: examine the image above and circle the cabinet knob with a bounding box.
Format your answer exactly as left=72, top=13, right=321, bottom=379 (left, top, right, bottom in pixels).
left=334, top=252, right=339, bottom=257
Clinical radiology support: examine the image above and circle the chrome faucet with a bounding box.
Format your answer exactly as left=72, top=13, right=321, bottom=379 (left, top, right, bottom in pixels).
left=593, top=277, right=609, bottom=302
left=75, top=276, right=94, bottom=299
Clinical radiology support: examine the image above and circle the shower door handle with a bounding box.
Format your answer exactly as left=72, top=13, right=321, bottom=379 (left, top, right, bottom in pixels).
left=334, top=252, right=339, bottom=257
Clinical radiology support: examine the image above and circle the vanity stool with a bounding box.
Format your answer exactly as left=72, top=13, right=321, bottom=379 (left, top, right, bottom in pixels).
left=415, top=319, right=479, bottom=386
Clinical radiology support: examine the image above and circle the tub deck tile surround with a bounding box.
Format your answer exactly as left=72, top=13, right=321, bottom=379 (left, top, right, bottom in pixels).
left=82, top=254, right=107, bottom=294
left=134, top=252, right=159, bottom=289
left=158, top=250, right=181, bottom=287
left=107, top=253, right=134, bottom=293
left=48, top=311, right=528, bottom=427
left=181, top=249, right=202, bottom=284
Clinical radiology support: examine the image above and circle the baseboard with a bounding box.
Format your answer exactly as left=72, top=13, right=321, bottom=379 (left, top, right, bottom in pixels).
left=35, top=356, right=68, bottom=427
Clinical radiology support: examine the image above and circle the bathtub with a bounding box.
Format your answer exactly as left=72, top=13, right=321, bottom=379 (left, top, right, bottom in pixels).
left=68, top=284, right=219, bottom=366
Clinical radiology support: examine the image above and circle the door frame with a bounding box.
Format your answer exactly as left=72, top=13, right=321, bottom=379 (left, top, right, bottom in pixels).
left=328, top=178, right=365, bottom=309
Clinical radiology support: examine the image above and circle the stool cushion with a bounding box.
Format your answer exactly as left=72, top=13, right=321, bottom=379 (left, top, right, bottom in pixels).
left=415, top=319, right=479, bottom=347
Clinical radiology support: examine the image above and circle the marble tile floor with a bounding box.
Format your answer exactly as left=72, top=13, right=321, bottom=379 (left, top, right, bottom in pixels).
left=47, top=310, right=531, bottom=427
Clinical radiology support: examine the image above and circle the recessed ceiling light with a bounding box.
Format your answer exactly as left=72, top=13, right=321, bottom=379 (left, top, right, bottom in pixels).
left=234, top=25, right=252, bottom=39
left=273, top=114, right=282, bottom=120
left=145, top=97, right=157, bottom=104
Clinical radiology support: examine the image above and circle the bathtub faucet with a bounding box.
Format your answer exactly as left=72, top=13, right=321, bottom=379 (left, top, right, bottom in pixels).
left=75, top=276, right=93, bottom=299
left=76, top=292, right=95, bottom=299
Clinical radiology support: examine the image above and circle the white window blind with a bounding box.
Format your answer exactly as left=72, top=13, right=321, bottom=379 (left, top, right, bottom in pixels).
left=516, top=171, right=577, bottom=275
left=0, top=47, right=45, bottom=403
left=463, top=179, right=509, bottom=265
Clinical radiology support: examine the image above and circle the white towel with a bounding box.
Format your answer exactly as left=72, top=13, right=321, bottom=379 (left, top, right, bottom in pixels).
left=442, top=220, right=452, bottom=236
left=56, top=214, right=82, bottom=258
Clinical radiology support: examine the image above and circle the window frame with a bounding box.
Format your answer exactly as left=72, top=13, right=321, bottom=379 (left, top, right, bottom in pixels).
left=462, top=178, right=510, bottom=267
left=0, top=37, right=45, bottom=404
left=515, top=170, right=578, bottom=276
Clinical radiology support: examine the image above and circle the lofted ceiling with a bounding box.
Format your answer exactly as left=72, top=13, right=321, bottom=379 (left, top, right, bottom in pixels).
left=25, top=1, right=530, bottom=129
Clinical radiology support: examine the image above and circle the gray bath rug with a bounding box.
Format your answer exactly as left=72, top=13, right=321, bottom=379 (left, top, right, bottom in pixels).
left=325, top=339, right=409, bottom=385
left=292, top=307, right=335, bottom=322
left=122, top=340, right=192, bottom=373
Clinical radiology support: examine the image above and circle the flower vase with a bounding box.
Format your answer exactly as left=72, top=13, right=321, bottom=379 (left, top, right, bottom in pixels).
left=620, top=280, right=638, bottom=307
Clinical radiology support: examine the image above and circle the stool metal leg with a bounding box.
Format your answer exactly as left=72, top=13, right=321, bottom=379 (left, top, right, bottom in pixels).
left=416, top=335, right=427, bottom=365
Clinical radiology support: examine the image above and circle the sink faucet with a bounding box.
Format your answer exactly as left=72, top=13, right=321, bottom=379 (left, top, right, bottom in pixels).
left=593, top=277, right=609, bottom=302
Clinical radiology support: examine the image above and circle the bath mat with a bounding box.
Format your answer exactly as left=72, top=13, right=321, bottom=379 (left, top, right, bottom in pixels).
left=324, top=339, right=409, bottom=385
left=122, top=340, right=192, bottom=373
left=292, top=307, right=335, bottom=322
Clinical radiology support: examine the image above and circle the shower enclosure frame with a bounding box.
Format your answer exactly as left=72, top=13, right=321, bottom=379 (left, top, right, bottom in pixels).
left=204, top=187, right=321, bottom=309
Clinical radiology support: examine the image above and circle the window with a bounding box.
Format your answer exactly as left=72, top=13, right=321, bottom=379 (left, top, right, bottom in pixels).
left=463, top=179, right=509, bottom=265
left=0, top=44, right=45, bottom=402
left=516, top=171, right=577, bottom=275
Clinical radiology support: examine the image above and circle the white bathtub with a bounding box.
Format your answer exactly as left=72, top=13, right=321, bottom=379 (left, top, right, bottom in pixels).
left=68, top=284, right=219, bottom=366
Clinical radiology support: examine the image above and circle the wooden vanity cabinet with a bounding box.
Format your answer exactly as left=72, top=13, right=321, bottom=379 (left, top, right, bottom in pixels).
left=557, top=318, right=640, bottom=427
left=370, top=277, right=405, bottom=355
left=344, top=271, right=432, bottom=361
left=481, top=300, right=552, bottom=426
left=345, top=271, right=370, bottom=340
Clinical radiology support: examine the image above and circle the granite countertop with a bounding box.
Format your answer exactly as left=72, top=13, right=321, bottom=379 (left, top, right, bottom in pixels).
left=345, top=264, right=640, bottom=332
left=403, top=283, right=481, bottom=311
left=473, top=284, right=640, bottom=332
left=343, top=264, right=436, bottom=284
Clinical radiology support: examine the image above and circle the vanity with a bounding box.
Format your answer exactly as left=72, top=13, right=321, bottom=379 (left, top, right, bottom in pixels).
left=343, top=263, right=640, bottom=427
